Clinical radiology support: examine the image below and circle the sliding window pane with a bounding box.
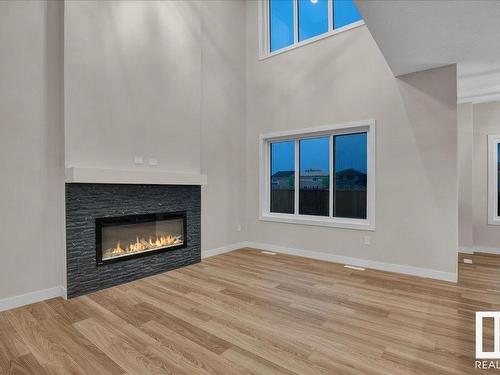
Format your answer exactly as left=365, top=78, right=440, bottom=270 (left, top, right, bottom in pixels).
left=298, top=0, right=328, bottom=42
left=270, top=0, right=294, bottom=52
left=271, top=141, right=295, bottom=213
left=334, top=0, right=362, bottom=29
left=497, top=143, right=500, bottom=216
left=333, top=133, right=367, bottom=219
left=299, top=137, right=329, bottom=216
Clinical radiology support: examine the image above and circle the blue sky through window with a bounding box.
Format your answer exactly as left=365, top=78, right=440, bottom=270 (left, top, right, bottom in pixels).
left=269, top=0, right=363, bottom=53
left=271, top=133, right=366, bottom=175
left=300, top=137, right=329, bottom=173
left=271, top=140, right=295, bottom=174
left=298, top=0, right=328, bottom=42
left=334, top=0, right=362, bottom=29
left=270, top=0, right=294, bottom=52
left=335, top=133, right=367, bottom=173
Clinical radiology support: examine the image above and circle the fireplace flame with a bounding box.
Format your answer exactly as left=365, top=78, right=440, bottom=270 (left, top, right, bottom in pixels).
left=107, top=234, right=183, bottom=258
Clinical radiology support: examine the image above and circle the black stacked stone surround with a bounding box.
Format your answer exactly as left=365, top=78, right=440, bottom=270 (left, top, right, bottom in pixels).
left=65, top=183, right=201, bottom=298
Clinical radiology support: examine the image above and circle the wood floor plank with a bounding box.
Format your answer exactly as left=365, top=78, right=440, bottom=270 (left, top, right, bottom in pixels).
left=74, top=318, right=172, bottom=375
left=0, top=314, right=30, bottom=365
left=198, top=319, right=330, bottom=375
left=4, top=353, right=49, bottom=375
left=39, top=315, right=125, bottom=375
left=221, top=347, right=297, bottom=375
left=141, top=320, right=250, bottom=375
left=6, top=309, right=88, bottom=374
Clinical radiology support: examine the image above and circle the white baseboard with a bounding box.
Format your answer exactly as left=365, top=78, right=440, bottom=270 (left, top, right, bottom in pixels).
left=0, top=286, right=66, bottom=312
left=246, top=242, right=457, bottom=283
left=459, top=247, right=475, bottom=254
left=458, top=246, right=500, bottom=255
left=201, top=242, right=249, bottom=259
left=473, top=246, right=500, bottom=255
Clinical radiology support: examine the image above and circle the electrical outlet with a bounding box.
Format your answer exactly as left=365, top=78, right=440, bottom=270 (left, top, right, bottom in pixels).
left=364, top=236, right=371, bottom=245
left=134, top=156, right=144, bottom=165
left=236, top=224, right=242, bottom=232
left=148, top=158, right=158, bottom=166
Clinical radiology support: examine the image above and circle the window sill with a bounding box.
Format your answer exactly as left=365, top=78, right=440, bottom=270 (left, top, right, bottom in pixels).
left=488, top=217, right=500, bottom=226
left=259, top=20, right=365, bottom=61
left=259, top=213, right=375, bottom=231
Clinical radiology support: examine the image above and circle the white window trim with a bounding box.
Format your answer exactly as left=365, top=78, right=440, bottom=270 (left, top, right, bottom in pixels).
left=488, top=134, right=500, bottom=225
left=259, top=120, right=376, bottom=231
left=258, top=0, right=365, bottom=60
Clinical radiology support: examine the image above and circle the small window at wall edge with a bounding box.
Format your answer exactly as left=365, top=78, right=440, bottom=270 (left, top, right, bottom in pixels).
left=487, top=134, right=500, bottom=225
left=260, top=0, right=364, bottom=59
left=259, top=120, right=376, bottom=231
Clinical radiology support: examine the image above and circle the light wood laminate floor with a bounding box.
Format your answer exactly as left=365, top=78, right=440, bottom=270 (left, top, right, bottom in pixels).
left=0, top=249, right=498, bottom=374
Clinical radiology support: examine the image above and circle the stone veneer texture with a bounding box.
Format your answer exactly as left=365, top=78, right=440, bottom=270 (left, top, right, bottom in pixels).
left=65, top=183, right=201, bottom=298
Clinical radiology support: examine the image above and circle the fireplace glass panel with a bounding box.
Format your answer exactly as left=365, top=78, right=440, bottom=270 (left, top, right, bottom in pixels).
left=98, top=213, right=185, bottom=263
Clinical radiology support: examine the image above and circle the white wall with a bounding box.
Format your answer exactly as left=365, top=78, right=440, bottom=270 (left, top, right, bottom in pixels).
left=245, top=1, right=458, bottom=277
left=457, top=101, right=500, bottom=251
left=472, top=101, right=500, bottom=249
left=0, top=1, right=65, bottom=300
left=458, top=103, right=474, bottom=249
left=200, top=1, right=246, bottom=251
left=64, top=1, right=202, bottom=173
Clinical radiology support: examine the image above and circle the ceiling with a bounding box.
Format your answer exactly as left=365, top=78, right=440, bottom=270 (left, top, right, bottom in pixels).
left=354, top=0, right=500, bottom=103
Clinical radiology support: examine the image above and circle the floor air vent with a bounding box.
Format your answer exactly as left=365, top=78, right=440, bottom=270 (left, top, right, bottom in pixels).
left=344, top=265, right=366, bottom=271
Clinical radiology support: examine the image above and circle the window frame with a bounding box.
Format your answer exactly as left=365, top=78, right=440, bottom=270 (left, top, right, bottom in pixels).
left=488, top=134, right=500, bottom=225
left=259, top=0, right=365, bottom=59
left=259, top=120, right=376, bottom=231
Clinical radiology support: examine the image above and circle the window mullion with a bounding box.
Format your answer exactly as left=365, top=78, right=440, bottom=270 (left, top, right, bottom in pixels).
left=293, top=0, right=298, bottom=45
left=329, top=135, right=334, bottom=217
left=267, top=141, right=271, bottom=214
left=496, top=140, right=500, bottom=220
left=266, top=0, right=271, bottom=54
left=328, top=0, right=333, bottom=31
left=332, top=135, right=337, bottom=217
left=487, top=135, right=500, bottom=224
left=294, top=138, right=299, bottom=215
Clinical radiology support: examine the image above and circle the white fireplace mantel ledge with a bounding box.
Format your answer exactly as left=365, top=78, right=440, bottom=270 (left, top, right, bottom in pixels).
left=65, top=167, right=207, bottom=186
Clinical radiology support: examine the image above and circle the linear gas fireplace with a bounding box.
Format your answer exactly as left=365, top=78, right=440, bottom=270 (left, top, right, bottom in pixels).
left=96, top=211, right=187, bottom=265
left=66, top=183, right=200, bottom=298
